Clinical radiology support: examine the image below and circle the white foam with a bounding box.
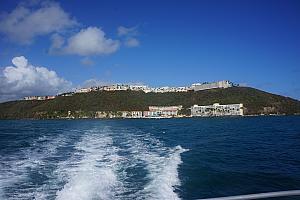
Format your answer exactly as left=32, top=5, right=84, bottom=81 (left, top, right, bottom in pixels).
left=0, top=134, right=68, bottom=199
left=1, top=126, right=188, bottom=200
left=141, top=145, right=188, bottom=200
left=55, top=129, right=123, bottom=200
left=120, top=130, right=188, bottom=200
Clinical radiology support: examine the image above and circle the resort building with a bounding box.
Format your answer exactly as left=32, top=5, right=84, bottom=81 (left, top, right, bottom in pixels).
left=191, top=80, right=233, bottom=91
left=191, top=103, right=243, bottom=117
left=24, top=96, right=56, bottom=100
left=129, top=85, right=148, bottom=91
left=103, top=84, right=130, bottom=91
left=143, top=106, right=182, bottom=118
left=75, top=88, right=92, bottom=93
left=121, top=111, right=144, bottom=118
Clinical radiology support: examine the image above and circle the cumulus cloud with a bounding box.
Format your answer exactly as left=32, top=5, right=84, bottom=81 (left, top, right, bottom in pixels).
left=0, top=56, right=72, bottom=102
left=0, top=1, right=77, bottom=44
left=50, top=27, right=120, bottom=56
left=125, top=38, right=140, bottom=47
left=117, top=26, right=140, bottom=48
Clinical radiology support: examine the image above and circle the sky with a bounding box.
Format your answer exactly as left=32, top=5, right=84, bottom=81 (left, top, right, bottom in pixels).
left=0, top=0, right=299, bottom=102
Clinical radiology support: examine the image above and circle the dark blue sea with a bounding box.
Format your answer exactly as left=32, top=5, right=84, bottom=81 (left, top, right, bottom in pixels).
left=0, top=116, right=300, bottom=200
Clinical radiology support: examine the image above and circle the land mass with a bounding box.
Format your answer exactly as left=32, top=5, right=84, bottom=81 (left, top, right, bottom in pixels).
left=0, top=87, right=300, bottom=119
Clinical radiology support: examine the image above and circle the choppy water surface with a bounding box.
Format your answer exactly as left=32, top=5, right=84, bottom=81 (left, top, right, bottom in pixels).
left=0, top=116, right=300, bottom=199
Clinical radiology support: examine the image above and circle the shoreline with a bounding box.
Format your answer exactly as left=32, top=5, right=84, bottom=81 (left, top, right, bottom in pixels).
left=0, top=113, right=299, bottom=120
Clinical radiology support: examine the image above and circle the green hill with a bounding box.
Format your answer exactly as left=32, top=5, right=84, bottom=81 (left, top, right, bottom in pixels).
left=0, top=87, right=300, bottom=119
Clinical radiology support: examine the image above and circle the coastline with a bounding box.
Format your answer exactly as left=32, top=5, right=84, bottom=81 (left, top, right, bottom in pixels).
left=0, top=113, right=299, bottom=120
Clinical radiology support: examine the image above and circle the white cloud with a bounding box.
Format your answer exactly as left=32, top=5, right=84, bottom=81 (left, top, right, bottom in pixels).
left=117, top=26, right=138, bottom=36
left=117, top=26, right=140, bottom=48
left=0, top=56, right=72, bottom=102
left=51, top=27, right=120, bottom=56
left=0, top=1, right=77, bottom=44
left=125, top=38, right=140, bottom=47
left=80, top=57, right=94, bottom=66
left=49, top=33, right=65, bottom=54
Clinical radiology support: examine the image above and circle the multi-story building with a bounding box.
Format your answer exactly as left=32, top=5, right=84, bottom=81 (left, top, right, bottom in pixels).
left=191, top=103, right=243, bottom=117
left=24, top=96, right=56, bottom=100
left=143, top=106, right=182, bottom=118
left=129, top=85, right=148, bottom=91
left=175, top=87, right=190, bottom=92
left=24, top=96, right=38, bottom=100
left=103, top=84, right=129, bottom=91
left=191, top=80, right=233, bottom=91
left=75, top=88, right=92, bottom=93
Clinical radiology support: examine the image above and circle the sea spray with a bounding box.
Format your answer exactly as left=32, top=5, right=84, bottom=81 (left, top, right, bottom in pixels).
left=141, top=145, right=188, bottom=200
left=0, top=133, right=68, bottom=199
left=118, top=130, right=188, bottom=200
left=55, top=129, right=123, bottom=200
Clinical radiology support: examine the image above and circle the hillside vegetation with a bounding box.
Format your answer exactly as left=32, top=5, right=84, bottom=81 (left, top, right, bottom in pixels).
left=0, top=87, right=300, bottom=119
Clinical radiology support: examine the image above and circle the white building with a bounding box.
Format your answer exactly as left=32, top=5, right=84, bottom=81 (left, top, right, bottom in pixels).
left=121, top=111, right=143, bottom=118
left=103, top=84, right=129, bottom=91
left=75, top=88, right=92, bottom=93
left=191, top=80, right=233, bottom=91
left=146, top=86, right=190, bottom=93
left=175, top=87, right=190, bottom=92
left=129, top=85, right=148, bottom=91
left=24, top=95, right=56, bottom=100
left=144, top=106, right=182, bottom=118
left=191, top=103, right=243, bottom=117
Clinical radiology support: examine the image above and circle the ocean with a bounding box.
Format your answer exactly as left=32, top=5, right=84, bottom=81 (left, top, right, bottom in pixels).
left=0, top=116, right=299, bottom=200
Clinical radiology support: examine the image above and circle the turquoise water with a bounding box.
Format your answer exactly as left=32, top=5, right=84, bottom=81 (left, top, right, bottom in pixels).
left=0, top=116, right=300, bottom=199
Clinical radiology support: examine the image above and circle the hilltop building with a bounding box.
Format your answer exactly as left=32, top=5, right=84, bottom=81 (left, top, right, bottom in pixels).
left=129, top=85, right=148, bottom=91
left=24, top=96, right=56, bottom=100
left=75, top=88, right=92, bottom=93
left=22, top=80, right=238, bottom=101
left=191, top=103, right=243, bottom=117
left=102, top=84, right=130, bottom=91
left=191, top=80, right=232, bottom=91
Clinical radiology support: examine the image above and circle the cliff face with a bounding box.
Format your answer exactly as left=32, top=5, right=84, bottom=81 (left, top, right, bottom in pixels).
left=0, top=87, right=300, bottom=119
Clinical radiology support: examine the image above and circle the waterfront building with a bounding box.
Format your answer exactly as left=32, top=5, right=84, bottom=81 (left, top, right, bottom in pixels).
left=131, top=111, right=143, bottom=118
left=121, top=111, right=143, bottom=118
left=191, top=80, right=233, bottom=91
left=143, top=106, right=182, bottom=118
left=191, top=103, right=243, bottom=117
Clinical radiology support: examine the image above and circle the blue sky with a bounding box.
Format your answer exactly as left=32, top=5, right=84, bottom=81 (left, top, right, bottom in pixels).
left=0, top=0, right=299, bottom=101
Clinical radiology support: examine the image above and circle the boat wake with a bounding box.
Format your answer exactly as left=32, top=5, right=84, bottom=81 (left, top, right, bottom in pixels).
left=0, top=125, right=188, bottom=200
left=55, top=129, right=123, bottom=200
left=118, top=131, right=188, bottom=200
left=140, top=145, right=188, bottom=200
